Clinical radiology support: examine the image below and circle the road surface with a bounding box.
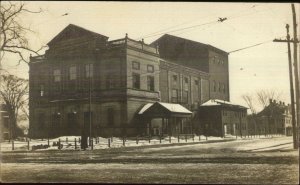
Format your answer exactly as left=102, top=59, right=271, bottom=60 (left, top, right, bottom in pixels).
left=1, top=136, right=299, bottom=184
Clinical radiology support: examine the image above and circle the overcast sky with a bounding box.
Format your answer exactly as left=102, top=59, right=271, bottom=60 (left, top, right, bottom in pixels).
left=2, top=2, right=299, bottom=111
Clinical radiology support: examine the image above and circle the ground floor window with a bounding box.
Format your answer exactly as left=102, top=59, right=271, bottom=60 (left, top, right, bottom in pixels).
left=84, top=111, right=93, bottom=129
left=107, top=108, right=115, bottom=126
left=38, top=113, right=45, bottom=129
left=67, top=113, right=77, bottom=128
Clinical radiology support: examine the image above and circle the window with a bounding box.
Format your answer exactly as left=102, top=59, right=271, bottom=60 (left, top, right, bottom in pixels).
left=85, top=64, right=93, bottom=78
left=222, top=84, right=225, bottom=94
left=171, top=89, right=178, bottom=103
left=195, top=80, right=199, bottom=85
left=147, top=76, right=154, bottom=91
left=52, top=114, right=61, bottom=128
left=184, top=77, right=189, bottom=90
left=67, top=113, right=77, bottom=128
left=38, top=113, right=45, bottom=129
left=183, top=91, right=188, bottom=103
left=69, top=66, right=77, bottom=80
left=40, top=85, right=44, bottom=97
left=107, top=108, right=114, bottom=126
left=3, top=117, right=9, bottom=128
left=147, top=65, right=154, bottom=73
left=173, top=75, right=178, bottom=86
left=213, top=80, right=216, bottom=92
left=213, top=56, right=217, bottom=64
left=106, top=74, right=116, bottom=89
left=84, top=111, right=93, bottom=129
left=53, top=69, right=61, bottom=82
left=218, top=82, right=221, bottom=92
left=132, top=73, right=140, bottom=89
left=132, top=61, right=140, bottom=70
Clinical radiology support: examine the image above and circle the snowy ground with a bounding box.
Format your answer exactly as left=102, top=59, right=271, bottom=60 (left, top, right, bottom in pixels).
left=1, top=136, right=298, bottom=184
left=0, top=134, right=276, bottom=152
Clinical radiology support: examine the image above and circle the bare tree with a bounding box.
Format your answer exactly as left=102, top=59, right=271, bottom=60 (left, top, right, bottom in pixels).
left=0, top=1, right=43, bottom=65
left=0, top=75, right=29, bottom=139
left=242, top=94, right=256, bottom=114
left=256, top=89, right=282, bottom=109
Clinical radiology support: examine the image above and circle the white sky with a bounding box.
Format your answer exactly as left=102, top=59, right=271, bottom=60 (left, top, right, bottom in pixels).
left=2, top=2, right=299, bottom=111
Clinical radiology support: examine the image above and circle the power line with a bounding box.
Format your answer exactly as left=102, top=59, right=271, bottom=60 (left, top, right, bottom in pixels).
left=228, top=39, right=274, bottom=54
left=137, top=4, right=260, bottom=40
left=136, top=4, right=267, bottom=41
left=135, top=14, right=219, bottom=40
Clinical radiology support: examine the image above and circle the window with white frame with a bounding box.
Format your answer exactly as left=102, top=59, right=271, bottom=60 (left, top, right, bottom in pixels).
left=53, top=69, right=61, bottom=82
left=147, top=65, right=154, bottom=73
left=85, top=64, right=93, bottom=78
left=132, top=61, right=140, bottom=70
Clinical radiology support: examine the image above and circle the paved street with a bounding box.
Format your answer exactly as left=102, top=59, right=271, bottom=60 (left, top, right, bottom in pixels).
left=1, top=136, right=299, bottom=184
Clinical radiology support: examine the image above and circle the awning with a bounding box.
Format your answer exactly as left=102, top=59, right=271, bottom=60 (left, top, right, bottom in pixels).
left=138, top=102, right=192, bottom=118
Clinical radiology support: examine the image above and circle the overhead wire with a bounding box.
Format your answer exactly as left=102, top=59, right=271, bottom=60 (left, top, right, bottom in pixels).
left=136, top=4, right=265, bottom=41
left=228, top=36, right=286, bottom=54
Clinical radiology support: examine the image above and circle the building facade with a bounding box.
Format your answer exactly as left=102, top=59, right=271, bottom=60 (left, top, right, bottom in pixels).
left=254, top=99, right=292, bottom=136
left=152, top=34, right=230, bottom=102
left=29, top=24, right=231, bottom=138
left=196, top=99, right=248, bottom=137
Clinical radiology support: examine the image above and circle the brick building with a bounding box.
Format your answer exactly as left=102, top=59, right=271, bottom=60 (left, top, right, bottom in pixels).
left=28, top=24, right=232, bottom=138
left=254, top=99, right=292, bottom=136
left=152, top=34, right=230, bottom=102
left=196, top=99, right=248, bottom=137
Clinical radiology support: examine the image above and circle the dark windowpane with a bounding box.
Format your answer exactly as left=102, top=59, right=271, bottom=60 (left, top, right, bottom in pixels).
left=107, top=108, right=114, bottom=126
left=213, top=81, right=216, bottom=92
left=84, top=111, right=93, bottom=129
left=132, top=73, right=140, bottom=89
left=52, top=114, right=61, bottom=128
left=183, top=91, right=188, bottom=103
left=38, top=113, right=45, bottom=129
left=106, top=74, right=116, bottom=89
left=147, top=76, right=154, bottom=91
left=173, top=75, right=177, bottom=86
left=67, top=113, right=77, bottom=128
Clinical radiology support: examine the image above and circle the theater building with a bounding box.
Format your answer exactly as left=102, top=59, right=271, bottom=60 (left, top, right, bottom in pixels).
left=29, top=24, right=232, bottom=138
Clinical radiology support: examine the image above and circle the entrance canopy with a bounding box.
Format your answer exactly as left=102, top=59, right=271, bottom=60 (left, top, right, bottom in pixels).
left=138, top=102, right=192, bottom=118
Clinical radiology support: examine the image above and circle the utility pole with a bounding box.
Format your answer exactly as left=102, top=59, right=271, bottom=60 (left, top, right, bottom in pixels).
left=273, top=24, right=298, bottom=149
left=89, top=64, right=92, bottom=147
left=291, top=4, right=300, bottom=146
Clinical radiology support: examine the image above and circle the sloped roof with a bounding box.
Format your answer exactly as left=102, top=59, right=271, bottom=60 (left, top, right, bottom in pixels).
left=257, top=102, right=289, bottom=117
left=138, top=102, right=192, bottom=115
left=47, top=24, right=108, bottom=46
left=138, top=103, right=154, bottom=114
left=201, top=99, right=248, bottom=109
left=151, top=34, right=228, bottom=55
